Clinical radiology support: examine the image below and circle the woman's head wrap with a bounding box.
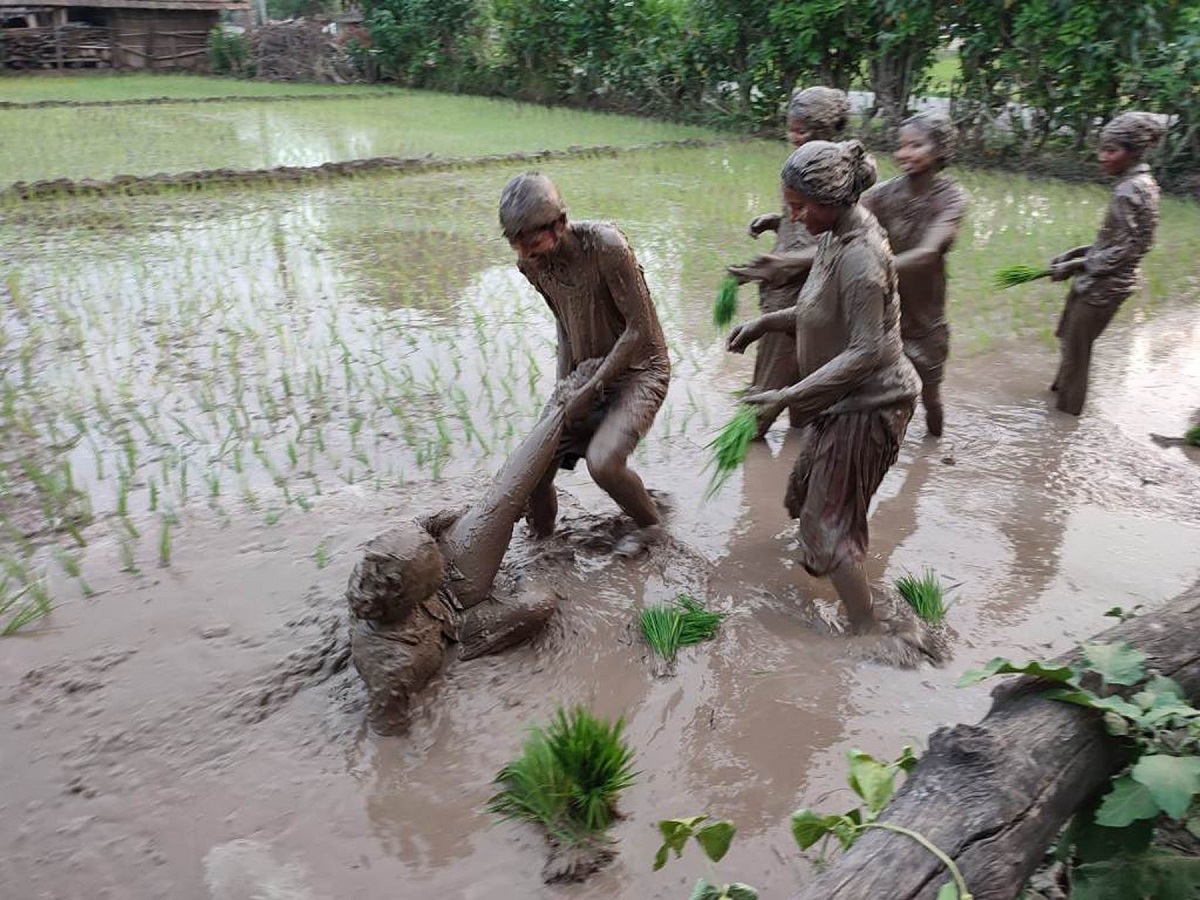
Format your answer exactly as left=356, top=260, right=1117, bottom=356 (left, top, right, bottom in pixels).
left=781, top=140, right=877, bottom=206
left=499, top=173, right=566, bottom=239
left=900, top=111, right=958, bottom=168
left=1101, top=112, right=1166, bottom=158
left=786, top=87, right=851, bottom=141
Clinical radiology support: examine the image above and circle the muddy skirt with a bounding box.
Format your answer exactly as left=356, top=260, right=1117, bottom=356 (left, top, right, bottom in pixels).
left=556, top=369, right=668, bottom=471
left=784, top=403, right=913, bottom=577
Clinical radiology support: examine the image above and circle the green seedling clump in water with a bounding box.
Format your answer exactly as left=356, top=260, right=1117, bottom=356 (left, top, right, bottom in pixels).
left=894, top=568, right=949, bottom=624
left=713, top=275, right=740, bottom=327
left=993, top=264, right=1051, bottom=289
left=488, top=706, right=637, bottom=844
left=640, top=594, right=725, bottom=663
left=1186, top=424, right=1200, bottom=447
left=705, top=405, right=758, bottom=498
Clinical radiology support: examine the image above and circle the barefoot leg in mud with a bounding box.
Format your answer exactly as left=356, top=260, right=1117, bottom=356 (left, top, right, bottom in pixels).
left=922, top=381, right=944, bottom=437
left=526, top=464, right=559, bottom=538
left=830, top=558, right=878, bottom=634
left=583, top=376, right=665, bottom=531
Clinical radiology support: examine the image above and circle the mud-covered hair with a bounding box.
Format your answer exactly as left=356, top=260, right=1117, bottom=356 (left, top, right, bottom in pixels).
left=498, top=172, right=566, bottom=239
left=786, top=86, right=851, bottom=140
left=900, top=111, right=959, bottom=168
left=1101, top=111, right=1166, bottom=159
left=781, top=139, right=877, bottom=206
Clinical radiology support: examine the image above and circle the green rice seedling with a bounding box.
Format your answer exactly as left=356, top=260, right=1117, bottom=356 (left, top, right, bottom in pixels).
left=158, top=518, right=171, bottom=567
left=993, top=264, right=1051, bottom=289
left=1, top=577, right=51, bottom=636
left=640, top=604, right=684, bottom=663
left=705, top=405, right=758, bottom=498
left=676, top=594, right=725, bottom=645
left=713, top=275, right=740, bottom=327
left=1186, top=424, right=1200, bottom=447
left=488, top=706, right=636, bottom=843
left=894, top=568, right=949, bottom=624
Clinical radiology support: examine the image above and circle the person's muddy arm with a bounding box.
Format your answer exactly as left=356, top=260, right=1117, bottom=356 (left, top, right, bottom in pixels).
left=752, top=246, right=886, bottom=419
left=726, top=307, right=796, bottom=354
left=1051, top=245, right=1090, bottom=265
left=727, top=247, right=817, bottom=287
left=890, top=190, right=967, bottom=275
left=748, top=212, right=782, bottom=238
left=571, top=231, right=654, bottom=403
left=1082, top=189, right=1154, bottom=277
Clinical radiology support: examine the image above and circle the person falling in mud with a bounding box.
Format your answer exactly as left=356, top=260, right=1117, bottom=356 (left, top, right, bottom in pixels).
left=1047, top=111, right=1164, bottom=417
left=500, top=173, right=670, bottom=556
left=859, top=112, right=968, bottom=438
left=726, top=141, right=921, bottom=636
left=727, top=86, right=851, bottom=439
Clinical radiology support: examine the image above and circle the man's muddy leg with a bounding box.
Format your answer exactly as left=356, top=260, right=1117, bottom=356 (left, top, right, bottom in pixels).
left=585, top=423, right=660, bottom=529
left=527, top=463, right=559, bottom=538
left=922, top=381, right=944, bottom=437
left=1056, top=302, right=1117, bottom=416
left=830, top=558, right=878, bottom=635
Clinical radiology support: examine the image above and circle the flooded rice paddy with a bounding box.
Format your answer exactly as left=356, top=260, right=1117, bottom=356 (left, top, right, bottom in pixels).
left=0, top=91, right=712, bottom=185
left=1, top=82, right=1199, bottom=899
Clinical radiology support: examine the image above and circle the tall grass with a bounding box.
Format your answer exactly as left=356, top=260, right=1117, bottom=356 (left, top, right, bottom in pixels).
left=488, top=706, right=637, bottom=845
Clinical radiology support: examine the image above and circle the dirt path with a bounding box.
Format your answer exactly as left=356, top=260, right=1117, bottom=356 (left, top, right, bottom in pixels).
left=1, top=305, right=1198, bottom=899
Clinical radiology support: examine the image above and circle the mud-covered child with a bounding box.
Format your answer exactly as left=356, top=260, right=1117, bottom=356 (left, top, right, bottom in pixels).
left=1047, top=111, right=1164, bottom=416
left=500, top=173, right=670, bottom=556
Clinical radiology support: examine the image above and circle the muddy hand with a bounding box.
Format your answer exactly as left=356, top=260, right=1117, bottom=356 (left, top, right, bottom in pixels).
left=747, top=213, right=782, bottom=239
left=726, top=321, right=761, bottom=354
left=741, top=388, right=787, bottom=423
left=563, top=382, right=599, bottom=424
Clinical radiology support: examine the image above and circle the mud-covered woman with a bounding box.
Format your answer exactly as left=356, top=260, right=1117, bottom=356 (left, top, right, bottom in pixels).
left=727, top=86, right=851, bottom=439
left=500, top=173, right=670, bottom=556
left=726, top=141, right=920, bottom=635
left=1046, top=111, right=1164, bottom=416
left=860, top=112, right=968, bottom=437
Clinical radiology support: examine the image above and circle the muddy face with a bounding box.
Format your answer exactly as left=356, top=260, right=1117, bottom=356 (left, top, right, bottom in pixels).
left=1099, top=142, right=1137, bottom=177
left=895, top=125, right=938, bottom=177
left=783, top=185, right=840, bottom=233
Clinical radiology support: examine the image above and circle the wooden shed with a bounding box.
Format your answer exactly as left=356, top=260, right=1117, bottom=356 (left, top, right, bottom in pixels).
left=0, top=0, right=247, bottom=70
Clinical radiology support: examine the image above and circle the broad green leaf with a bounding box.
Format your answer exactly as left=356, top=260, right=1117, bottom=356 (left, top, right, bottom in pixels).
left=790, top=809, right=839, bottom=850
left=1132, top=675, right=1185, bottom=710
left=724, top=885, right=759, bottom=900
left=894, top=744, right=919, bottom=775
left=831, top=815, right=861, bottom=850
left=656, top=816, right=706, bottom=868
left=936, top=883, right=959, bottom=900
left=1130, top=754, right=1200, bottom=819
left=695, top=821, right=736, bottom=863
left=1094, top=775, right=1161, bottom=827
left=689, top=878, right=723, bottom=900
left=847, top=750, right=895, bottom=813
left=1081, top=641, right=1146, bottom=686
left=957, top=657, right=1076, bottom=687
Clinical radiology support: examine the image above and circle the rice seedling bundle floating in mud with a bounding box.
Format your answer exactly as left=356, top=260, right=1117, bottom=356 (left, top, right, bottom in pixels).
left=705, top=404, right=758, bottom=498
left=488, top=706, right=637, bottom=847
left=713, top=274, right=740, bottom=327
left=894, top=568, right=949, bottom=624
left=993, top=264, right=1052, bottom=289
left=640, top=594, right=726, bottom=663
left=1186, top=424, right=1200, bottom=447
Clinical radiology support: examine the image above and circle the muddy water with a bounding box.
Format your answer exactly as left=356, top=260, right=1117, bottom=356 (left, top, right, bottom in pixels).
left=2, top=141, right=1200, bottom=898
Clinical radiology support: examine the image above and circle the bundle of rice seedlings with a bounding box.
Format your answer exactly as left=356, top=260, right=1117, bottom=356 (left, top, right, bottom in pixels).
left=1186, top=424, right=1200, bottom=447
left=640, top=604, right=684, bottom=663
left=488, top=706, right=636, bottom=844
left=993, top=264, right=1051, bottom=289
left=675, top=593, right=725, bottom=645
left=640, top=594, right=726, bottom=662
left=704, top=404, right=758, bottom=498
left=713, top=275, right=740, bottom=327
left=894, top=568, right=949, bottom=624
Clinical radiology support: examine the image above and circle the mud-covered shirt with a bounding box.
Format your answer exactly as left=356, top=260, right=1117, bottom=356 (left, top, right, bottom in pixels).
left=861, top=173, right=967, bottom=340
left=789, top=206, right=920, bottom=418
left=518, top=221, right=670, bottom=385
left=1075, top=163, right=1161, bottom=307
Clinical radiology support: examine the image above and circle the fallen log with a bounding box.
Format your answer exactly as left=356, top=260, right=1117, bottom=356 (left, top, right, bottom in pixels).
left=793, top=582, right=1200, bottom=900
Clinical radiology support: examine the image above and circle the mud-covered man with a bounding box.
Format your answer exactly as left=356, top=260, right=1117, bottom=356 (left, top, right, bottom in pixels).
left=500, top=173, right=670, bottom=555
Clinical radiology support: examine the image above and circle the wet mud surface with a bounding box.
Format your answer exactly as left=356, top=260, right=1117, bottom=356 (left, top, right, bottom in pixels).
left=0, top=92, right=400, bottom=110
left=2, top=300, right=1199, bottom=898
